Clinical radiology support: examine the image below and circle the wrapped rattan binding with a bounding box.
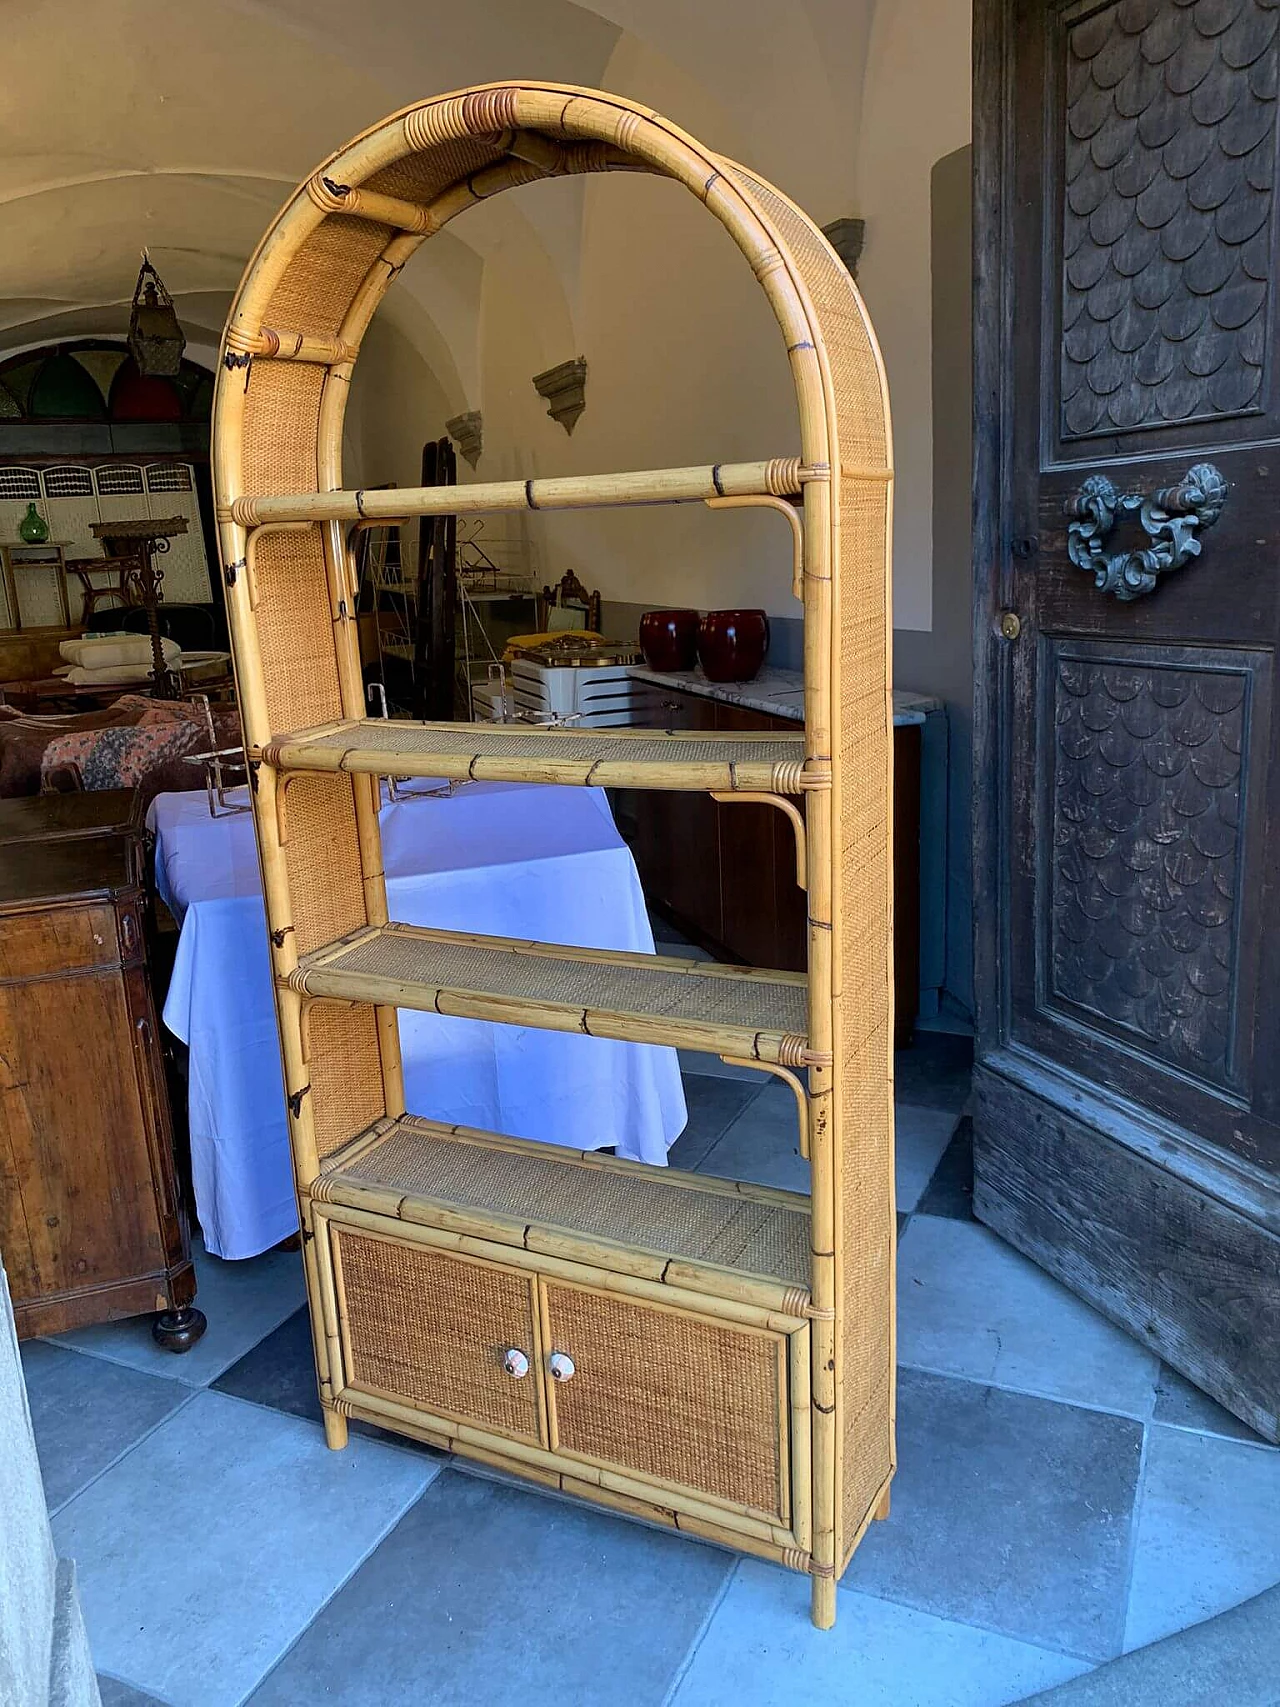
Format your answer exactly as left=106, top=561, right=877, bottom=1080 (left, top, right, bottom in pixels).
left=213, top=81, right=894, bottom=1630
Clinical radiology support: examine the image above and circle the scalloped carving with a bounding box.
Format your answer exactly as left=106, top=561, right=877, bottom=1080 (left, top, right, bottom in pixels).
left=1049, top=650, right=1247, bottom=1083
left=1061, top=0, right=1277, bottom=436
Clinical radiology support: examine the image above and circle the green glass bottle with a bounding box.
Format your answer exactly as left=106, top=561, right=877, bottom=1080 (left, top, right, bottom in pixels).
left=18, top=502, right=49, bottom=545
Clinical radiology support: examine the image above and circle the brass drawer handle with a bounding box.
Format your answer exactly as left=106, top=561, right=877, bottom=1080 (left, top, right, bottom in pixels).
left=502, top=1347, right=530, bottom=1379
left=548, top=1351, right=576, bottom=1383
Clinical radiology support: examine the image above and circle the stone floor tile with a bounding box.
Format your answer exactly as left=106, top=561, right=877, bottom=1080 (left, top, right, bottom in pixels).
left=212, top=1306, right=441, bottom=1460
left=897, top=1216, right=1160, bottom=1418
left=97, top=1676, right=172, bottom=1707
left=1151, top=1365, right=1277, bottom=1449
left=51, top=1236, right=306, bottom=1388
left=844, top=1370, right=1143, bottom=1662
left=673, top=1564, right=1090, bottom=1706
left=248, top=1469, right=732, bottom=1706
left=896, top=1104, right=961, bottom=1212
left=1124, top=1424, right=1280, bottom=1651
left=694, top=1082, right=809, bottom=1193
left=667, top=1072, right=766, bottom=1170
left=54, top=1389, right=436, bottom=1707
left=894, top=1033, right=973, bottom=1114
left=916, top=1114, right=975, bottom=1220
left=19, top=1341, right=190, bottom=1513
left=678, top=1048, right=771, bottom=1083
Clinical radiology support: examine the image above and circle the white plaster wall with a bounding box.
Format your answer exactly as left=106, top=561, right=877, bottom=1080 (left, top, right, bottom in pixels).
left=854, top=0, right=973, bottom=630
left=0, top=0, right=972, bottom=639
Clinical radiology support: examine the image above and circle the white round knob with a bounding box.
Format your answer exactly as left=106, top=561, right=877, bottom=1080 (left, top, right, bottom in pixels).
left=502, top=1347, right=530, bottom=1379
left=549, top=1352, right=576, bottom=1383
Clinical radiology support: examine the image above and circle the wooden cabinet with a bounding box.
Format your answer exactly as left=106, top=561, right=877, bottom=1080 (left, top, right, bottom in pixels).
left=313, top=1185, right=810, bottom=1550
left=0, top=829, right=201, bottom=1347
left=624, top=686, right=921, bottom=1038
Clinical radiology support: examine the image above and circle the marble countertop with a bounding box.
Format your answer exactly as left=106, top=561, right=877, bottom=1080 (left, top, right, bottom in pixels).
left=629, top=664, right=940, bottom=726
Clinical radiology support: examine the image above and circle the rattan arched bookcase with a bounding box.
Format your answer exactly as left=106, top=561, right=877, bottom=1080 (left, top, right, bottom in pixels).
left=212, top=83, right=894, bottom=1629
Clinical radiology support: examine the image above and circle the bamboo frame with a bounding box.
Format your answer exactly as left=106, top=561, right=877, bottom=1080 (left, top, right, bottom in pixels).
left=287, top=923, right=812, bottom=1066
left=260, top=719, right=810, bottom=797
left=213, top=81, right=895, bottom=1631
left=219, top=458, right=824, bottom=528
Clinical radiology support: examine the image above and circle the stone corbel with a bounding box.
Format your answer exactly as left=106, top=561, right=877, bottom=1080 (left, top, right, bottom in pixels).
left=533, top=358, right=588, bottom=434
left=821, top=218, right=865, bottom=279
left=446, top=410, right=483, bottom=468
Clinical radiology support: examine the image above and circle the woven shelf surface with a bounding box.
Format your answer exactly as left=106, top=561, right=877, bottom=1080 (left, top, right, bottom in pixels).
left=264, top=719, right=805, bottom=791
left=292, top=924, right=809, bottom=1061
left=324, top=1116, right=811, bottom=1289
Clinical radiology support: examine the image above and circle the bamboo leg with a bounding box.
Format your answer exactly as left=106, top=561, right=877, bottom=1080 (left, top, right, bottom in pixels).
left=811, top=1574, right=836, bottom=1630
left=323, top=1406, right=349, bottom=1450
left=874, top=1486, right=890, bottom=1521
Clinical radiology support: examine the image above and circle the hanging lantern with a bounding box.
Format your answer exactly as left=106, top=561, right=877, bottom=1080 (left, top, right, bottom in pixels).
left=127, top=253, right=186, bottom=377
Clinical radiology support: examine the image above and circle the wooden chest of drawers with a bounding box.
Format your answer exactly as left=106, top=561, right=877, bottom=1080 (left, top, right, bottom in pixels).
left=0, top=823, right=202, bottom=1348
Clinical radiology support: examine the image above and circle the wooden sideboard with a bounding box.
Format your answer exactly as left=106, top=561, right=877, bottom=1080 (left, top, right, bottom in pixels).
left=0, top=819, right=203, bottom=1347
left=618, top=685, right=921, bottom=1042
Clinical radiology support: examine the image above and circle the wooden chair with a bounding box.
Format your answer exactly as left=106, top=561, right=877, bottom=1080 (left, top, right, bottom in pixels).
left=63, top=552, right=143, bottom=623
left=536, top=568, right=602, bottom=633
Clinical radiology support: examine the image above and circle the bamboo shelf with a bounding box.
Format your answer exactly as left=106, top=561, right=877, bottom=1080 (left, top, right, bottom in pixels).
left=261, top=718, right=809, bottom=794
left=213, top=81, right=895, bottom=1631
left=316, top=1114, right=812, bottom=1314
left=291, top=925, right=810, bottom=1065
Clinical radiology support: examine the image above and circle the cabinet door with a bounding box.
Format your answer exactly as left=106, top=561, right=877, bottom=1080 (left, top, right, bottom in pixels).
left=541, top=1279, right=791, bottom=1526
left=329, top=1223, right=545, bottom=1446
left=0, top=957, right=164, bottom=1303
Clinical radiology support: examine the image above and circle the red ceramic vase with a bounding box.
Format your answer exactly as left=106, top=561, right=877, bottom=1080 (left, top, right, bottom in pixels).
left=696, top=609, right=769, bottom=682
left=638, top=608, right=699, bottom=672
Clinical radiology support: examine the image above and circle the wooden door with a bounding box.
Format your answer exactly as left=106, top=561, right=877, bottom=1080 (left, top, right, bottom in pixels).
left=974, top=0, right=1280, bottom=1438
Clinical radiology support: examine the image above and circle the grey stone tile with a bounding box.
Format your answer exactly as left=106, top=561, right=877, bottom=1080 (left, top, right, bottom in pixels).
left=896, top=1104, right=960, bottom=1212
left=1124, top=1423, right=1280, bottom=1651
left=1022, top=1584, right=1280, bottom=1706
left=897, top=1217, right=1160, bottom=1418
left=97, top=1677, right=171, bottom=1707
left=54, top=1389, right=437, bottom=1706
left=674, top=1564, right=1089, bottom=1706
left=249, top=1469, right=733, bottom=1705
left=666, top=1072, right=766, bottom=1171
left=695, top=1081, right=810, bottom=1193
left=917, top=1113, right=975, bottom=1220
left=212, top=1306, right=442, bottom=1459
left=1152, top=1364, right=1276, bottom=1449
left=51, top=1235, right=306, bottom=1387
left=894, top=1032, right=973, bottom=1113
left=678, top=1048, right=771, bottom=1083
left=19, top=1341, right=190, bottom=1513
left=844, top=1370, right=1143, bottom=1662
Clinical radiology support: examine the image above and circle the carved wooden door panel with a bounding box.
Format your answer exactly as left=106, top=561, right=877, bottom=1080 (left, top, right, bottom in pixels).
left=974, top=0, right=1280, bottom=1438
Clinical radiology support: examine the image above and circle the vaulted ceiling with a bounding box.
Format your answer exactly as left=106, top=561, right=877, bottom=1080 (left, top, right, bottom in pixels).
left=0, top=0, right=876, bottom=368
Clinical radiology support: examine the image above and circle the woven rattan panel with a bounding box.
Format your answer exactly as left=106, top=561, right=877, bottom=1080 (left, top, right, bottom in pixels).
left=337, top=1120, right=810, bottom=1287
left=305, top=926, right=808, bottom=1035
left=364, top=138, right=515, bottom=207
left=262, top=213, right=394, bottom=341
left=281, top=774, right=368, bottom=956
left=309, top=1004, right=385, bottom=1160
left=545, top=1282, right=786, bottom=1520
left=732, top=169, right=895, bottom=1557
left=334, top=1226, right=543, bottom=1441
left=284, top=723, right=802, bottom=774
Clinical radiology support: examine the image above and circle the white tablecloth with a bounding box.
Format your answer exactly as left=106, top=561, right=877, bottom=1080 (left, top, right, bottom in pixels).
left=149, top=781, right=687, bottom=1259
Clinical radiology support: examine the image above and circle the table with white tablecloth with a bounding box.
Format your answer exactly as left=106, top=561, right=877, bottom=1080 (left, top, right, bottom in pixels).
left=148, top=781, right=687, bottom=1259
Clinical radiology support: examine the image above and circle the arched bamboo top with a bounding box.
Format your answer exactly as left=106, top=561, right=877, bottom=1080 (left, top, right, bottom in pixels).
left=212, top=87, right=893, bottom=742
